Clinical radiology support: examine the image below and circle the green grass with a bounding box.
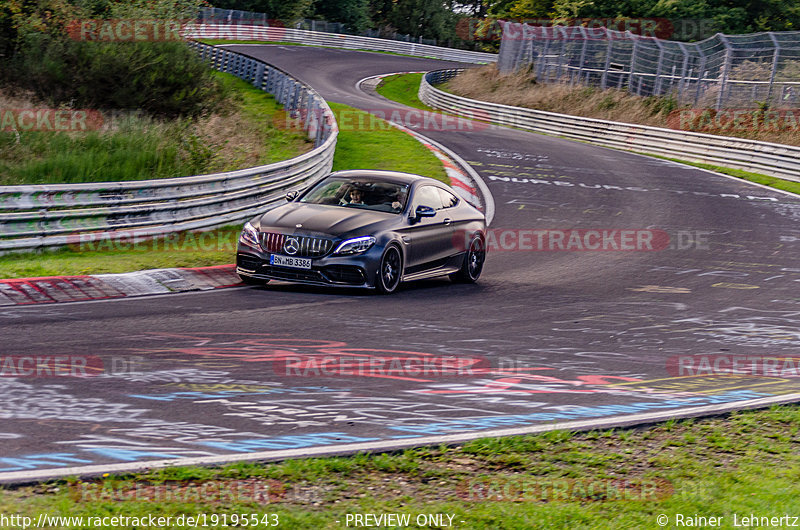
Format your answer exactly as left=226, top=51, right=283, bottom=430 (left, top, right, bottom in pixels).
left=0, top=226, right=241, bottom=278
left=0, top=72, right=309, bottom=186
left=0, top=102, right=448, bottom=279
left=3, top=405, right=800, bottom=528
left=375, top=73, right=428, bottom=110
left=328, top=102, right=448, bottom=182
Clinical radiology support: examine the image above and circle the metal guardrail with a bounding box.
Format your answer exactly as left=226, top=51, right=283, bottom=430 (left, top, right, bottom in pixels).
left=185, top=24, right=497, bottom=64
left=0, top=42, right=338, bottom=253
left=420, top=69, right=800, bottom=183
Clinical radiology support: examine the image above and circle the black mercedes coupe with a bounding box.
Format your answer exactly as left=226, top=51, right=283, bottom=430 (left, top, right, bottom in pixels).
left=236, top=170, right=486, bottom=293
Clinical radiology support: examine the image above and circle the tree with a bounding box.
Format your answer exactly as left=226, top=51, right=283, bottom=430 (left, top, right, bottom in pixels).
left=310, top=0, right=371, bottom=31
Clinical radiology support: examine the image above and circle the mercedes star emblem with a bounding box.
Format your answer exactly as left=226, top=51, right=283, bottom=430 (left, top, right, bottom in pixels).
left=284, top=237, right=300, bottom=255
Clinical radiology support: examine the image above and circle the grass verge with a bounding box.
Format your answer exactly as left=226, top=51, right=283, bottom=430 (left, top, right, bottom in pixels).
left=3, top=405, right=800, bottom=528
left=0, top=103, right=448, bottom=279
left=328, top=102, right=448, bottom=182
left=0, top=73, right=311, bottom=186
left=375, top=73, right=429, bottom=110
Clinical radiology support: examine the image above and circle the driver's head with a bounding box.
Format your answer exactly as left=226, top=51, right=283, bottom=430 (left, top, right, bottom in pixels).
left=350, top=189, right=363, bottom=202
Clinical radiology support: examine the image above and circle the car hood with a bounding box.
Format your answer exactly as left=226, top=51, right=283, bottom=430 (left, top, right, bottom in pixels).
left=254, top=203, right=397, bottom=237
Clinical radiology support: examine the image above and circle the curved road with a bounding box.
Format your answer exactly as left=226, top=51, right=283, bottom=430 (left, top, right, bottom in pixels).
left=2, top=46, right=800, bottom=482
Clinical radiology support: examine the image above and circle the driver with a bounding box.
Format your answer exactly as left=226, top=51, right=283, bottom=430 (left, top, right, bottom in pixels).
left=391, top=189, right=407, bottom=211
left=344, top=188, right=365, bottom=205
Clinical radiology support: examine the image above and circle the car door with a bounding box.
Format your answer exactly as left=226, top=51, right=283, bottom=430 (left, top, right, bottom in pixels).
left=404, top=185, right=454, bottom=271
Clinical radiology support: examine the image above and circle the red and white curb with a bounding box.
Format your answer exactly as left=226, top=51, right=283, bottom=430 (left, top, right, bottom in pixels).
left=0, top=265, right=241, bottom=306
left=357, top=72, right=495, bottom=225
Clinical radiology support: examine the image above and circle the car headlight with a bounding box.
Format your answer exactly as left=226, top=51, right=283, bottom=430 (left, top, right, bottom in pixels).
left=333, top=236, right=376, bottom=255
left=239, top=222, right=260, bottom=249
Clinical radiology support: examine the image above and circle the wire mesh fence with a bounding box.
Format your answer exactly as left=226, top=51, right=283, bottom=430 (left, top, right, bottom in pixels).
left=497, top=22, right=800, bottom=109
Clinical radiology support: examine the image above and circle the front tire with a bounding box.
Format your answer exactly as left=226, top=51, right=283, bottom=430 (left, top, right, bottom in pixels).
left=451, top=235, right=485, bottom=283
left=376, top=245, right=402, bottom=294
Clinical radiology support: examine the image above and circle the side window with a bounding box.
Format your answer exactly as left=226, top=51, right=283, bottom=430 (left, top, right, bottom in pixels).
left=437, top=188, right=459, bottom=208
left=414, top=185, right=444, bottom=211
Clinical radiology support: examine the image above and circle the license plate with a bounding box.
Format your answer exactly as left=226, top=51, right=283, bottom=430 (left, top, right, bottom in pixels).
left=270, top=254, right=312, bottom=269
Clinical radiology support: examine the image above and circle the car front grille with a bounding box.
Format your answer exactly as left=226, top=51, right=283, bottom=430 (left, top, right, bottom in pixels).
left=261, top=232, right=334, bottom=258
left=260, top=232, right=286, bottom=253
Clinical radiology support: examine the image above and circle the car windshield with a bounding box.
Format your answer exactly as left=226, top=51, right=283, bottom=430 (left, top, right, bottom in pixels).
left=299, top=177, right=410, bottom=213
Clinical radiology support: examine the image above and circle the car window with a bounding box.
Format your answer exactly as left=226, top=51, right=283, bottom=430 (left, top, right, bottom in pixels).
left=414, top=186, right=444, bottom=211
left=299, top=176, right=409, bottom=213
left=437, top=188, right=459, bottom=208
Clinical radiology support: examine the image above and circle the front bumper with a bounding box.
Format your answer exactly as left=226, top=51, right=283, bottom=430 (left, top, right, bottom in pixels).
left=236, top=248, right=378, bottom=288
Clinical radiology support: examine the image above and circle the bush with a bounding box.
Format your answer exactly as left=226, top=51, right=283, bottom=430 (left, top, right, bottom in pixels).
left=7, top=33, right=230, bottom=118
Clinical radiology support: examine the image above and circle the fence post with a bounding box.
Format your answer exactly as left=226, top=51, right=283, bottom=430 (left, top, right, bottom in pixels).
left=715, top=34, right=733, bottom=110
left=694, top=51, right=708, bottom=106
left=576, top=26, right=589, bottom=86
left=653, top=39, right=665, bottom=95
left=600, top=36, right=613, bottom=90
left=676, top=42, right=690, bottom=102
left=629, top=34, right=639, bottom=93
left=767, top=32, right=781, bottom=107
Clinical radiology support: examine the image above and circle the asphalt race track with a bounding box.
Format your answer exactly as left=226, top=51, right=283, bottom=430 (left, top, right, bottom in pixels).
left=2, top=45, right=800, bottom=482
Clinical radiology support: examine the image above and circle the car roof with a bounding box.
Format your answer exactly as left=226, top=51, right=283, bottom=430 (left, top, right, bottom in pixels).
left=328, top=170, right=440, bottom=186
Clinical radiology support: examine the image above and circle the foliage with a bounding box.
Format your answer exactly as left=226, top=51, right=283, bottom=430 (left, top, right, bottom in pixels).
left=208, top=0, right=312, bottom=22
left=7, top=34, right=229, bottom=118
left=488, top=0, right=800, bottom=38
left=0, top=0, right=229, bottom=119
left=312, top=0, right=370, bottom=31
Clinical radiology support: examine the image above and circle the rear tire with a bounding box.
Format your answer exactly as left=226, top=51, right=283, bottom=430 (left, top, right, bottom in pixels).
left=376, top=245, right=402, bottom=294
left=451, top=235, right=485, bottom=283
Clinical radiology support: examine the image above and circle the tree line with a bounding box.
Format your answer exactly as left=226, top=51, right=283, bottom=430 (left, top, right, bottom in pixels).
left=213, top=0, right=800, bottom=45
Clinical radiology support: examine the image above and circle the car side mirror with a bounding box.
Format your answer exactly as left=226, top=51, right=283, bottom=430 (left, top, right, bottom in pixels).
left=414, top=205, right=436, bottom=220
left=285, top=190, right=299, bottom=202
